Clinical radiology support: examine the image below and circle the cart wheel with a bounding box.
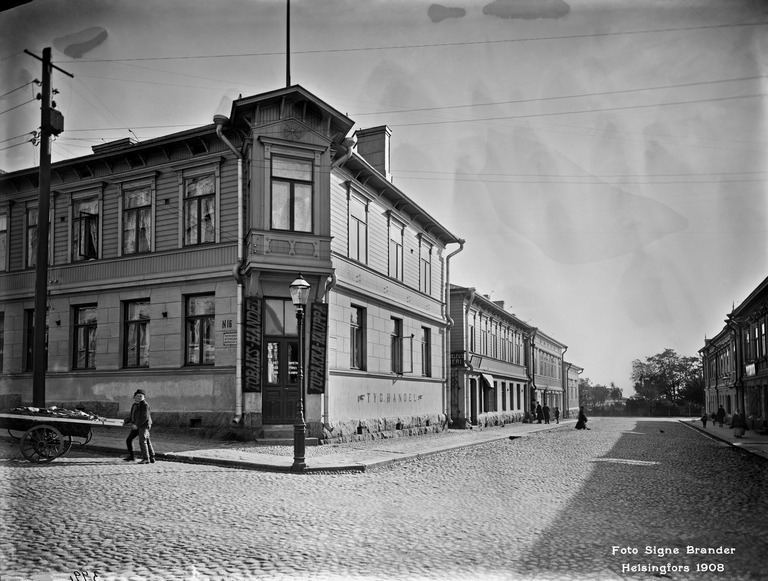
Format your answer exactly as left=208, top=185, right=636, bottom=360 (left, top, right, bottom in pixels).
left=20, top=425, right=65, bottom=463
left=61, top=434, right=73, bottom=455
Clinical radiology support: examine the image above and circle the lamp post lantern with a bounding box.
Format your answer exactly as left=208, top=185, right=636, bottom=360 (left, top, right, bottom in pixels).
left=289, top=274, right=311, bottom=471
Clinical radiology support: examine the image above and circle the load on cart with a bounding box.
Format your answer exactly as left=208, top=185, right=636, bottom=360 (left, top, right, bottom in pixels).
left=0, top=406, right=124, bottom=463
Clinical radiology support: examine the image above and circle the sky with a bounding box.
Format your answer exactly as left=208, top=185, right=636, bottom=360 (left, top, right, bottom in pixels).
left=1, top=0, right=767, bottom=394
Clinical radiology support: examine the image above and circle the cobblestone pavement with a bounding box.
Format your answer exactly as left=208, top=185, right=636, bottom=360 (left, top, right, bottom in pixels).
left=1, top=417, right=766, bottom=581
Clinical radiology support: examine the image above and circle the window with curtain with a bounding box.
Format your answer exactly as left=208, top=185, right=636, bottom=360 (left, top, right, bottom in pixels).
left=72, top=198, right=99, bottom=261
left=123, top=186, right=152, bottom=254
left=124, top=300, right=150, bottom=368
left=74, top=305, right=97, bottom=369
left=186, top=295, right=215, bottom=365
left=184, top=173, right=216, bottom=245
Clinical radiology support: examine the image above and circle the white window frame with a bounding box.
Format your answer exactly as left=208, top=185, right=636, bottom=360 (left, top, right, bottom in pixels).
left=118, top=173, right=158, bottom=256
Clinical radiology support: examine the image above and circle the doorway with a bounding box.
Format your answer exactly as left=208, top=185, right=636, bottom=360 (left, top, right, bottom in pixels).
left=263, top=337, right=301, bottom=424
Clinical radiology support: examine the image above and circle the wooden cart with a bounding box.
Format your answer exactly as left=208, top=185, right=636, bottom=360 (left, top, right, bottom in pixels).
left=0, top=409, right=124, bottom=463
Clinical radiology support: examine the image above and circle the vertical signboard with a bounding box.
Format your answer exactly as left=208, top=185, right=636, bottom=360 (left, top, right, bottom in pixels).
left=244, top=296, right=262, bottom=392
left=307, top=302, right=328, bottom=395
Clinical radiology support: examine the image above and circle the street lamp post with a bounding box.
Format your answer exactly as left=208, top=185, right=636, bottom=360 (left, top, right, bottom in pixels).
left=289, top=274, right=311, bottom=471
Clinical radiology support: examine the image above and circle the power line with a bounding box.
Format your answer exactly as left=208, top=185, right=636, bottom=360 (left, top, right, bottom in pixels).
left=0, top=98, right=36, bottom=116
left=0, top=80, right=38, bottom=99
left=387, top=92, right=766, bottom=128
left=66, top=20, right=768, bottom=63
left=352, top=76, right=767, bottom=117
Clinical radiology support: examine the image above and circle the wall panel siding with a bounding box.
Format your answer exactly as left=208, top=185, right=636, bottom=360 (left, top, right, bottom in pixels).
left=155, top=174, right=179, bottom=251
left=367, top=208, right=389, bottom=275
left=101, top=184, right=119, bottom=259
left=329, top=176, right=348, bottom=256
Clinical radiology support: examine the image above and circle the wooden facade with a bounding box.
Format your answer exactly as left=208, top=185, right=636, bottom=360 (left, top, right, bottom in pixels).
left=0, top=85, right=463, bottom=442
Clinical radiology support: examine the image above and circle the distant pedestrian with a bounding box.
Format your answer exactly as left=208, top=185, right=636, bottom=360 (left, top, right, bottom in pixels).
left=711, top=412, right=717, bottom=425
left=575, top=407, right=590, bottom=430
left=125, top=389, right=155, bottom=464
left=543, top=404, right=551, bottom=424
left=554, top=407, right=560, bottom=424
left=731, top=409, right=745, bottom=439
left=536, top=403, right=543, bottom=424
left=716, top=406, right=726, bottom=428
left=700, top=414, right=708, bottom=428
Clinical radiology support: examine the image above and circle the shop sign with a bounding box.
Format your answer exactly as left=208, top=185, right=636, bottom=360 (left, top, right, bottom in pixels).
left=243, top=297, right=262, bottom=392
left=451, top=351, right=465, bottom=367
left=307, top=302, right=328, bottom=394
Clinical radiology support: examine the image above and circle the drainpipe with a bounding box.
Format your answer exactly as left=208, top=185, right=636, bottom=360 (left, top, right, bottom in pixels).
left=214, top=115, right=245, bottom=424
left=561, top=345, right=568, bottom=415
left=443, top=239, right=465, bottom=427
left=331, top=138, right=355, bottom=169
left=322, top=271, right=337, bottom=431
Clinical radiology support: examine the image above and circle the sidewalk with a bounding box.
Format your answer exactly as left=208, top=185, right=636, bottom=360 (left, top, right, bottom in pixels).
left=72, top=417, right=768, bottom=472
left=83, top=419, right=577, bottom=473
left=681, top=418, right=768, bottom=462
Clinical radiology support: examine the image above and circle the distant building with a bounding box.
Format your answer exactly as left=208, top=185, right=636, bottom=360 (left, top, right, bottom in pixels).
left=448, top=286, right=578, bottom=427
left=564, top=361, right=582, bottom=419
left=700, top=325, right=737, bottom=416
left=0, top=85, right=463, bottom=442
left=727, top=276, right=768, bottom=431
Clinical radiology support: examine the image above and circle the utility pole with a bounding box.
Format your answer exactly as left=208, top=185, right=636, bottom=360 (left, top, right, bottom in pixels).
left=286, top=0, right=291, bottom=87
left=25, top=47, right=71, bottom=407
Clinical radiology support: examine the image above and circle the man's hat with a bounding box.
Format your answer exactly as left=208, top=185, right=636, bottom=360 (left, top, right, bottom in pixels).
left=134, top=389, right=146, bottom=396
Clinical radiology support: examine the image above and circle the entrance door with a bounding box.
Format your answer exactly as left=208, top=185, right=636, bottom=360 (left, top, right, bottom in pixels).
left=263, top=338, right=301, bottom=424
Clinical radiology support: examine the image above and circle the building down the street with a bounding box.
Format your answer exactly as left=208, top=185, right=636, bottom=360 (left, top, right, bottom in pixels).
left=0, top=84, right=582, bottom=442
left=701, top=275, right=768, bottom=433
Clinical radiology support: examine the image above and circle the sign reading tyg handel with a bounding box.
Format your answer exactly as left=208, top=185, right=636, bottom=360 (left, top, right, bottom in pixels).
left=307, top=302, right=328, bottom=395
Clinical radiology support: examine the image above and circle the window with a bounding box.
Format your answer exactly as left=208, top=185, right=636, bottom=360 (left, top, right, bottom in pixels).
left=419, top=239, right=432, bottom=294
left=389, top=220, right=404, bottom=280
left=184, top=173, right=216, bottom=245
left=122, top=186, right=152, bottom=254
left=391, top=317, right=403, bottom=374
left=271, top=156, right=313, bottom=232
left=73, top=305, right=97, bottom=369
left=72, top=198, right=99, bottom=261
left=24, top=309, right=47, bottom=372
left=186, top=295, right=215, bottom=365
left=350, top=306, right=366, bottom=370
left=349, top=194, right=368, bottom=263
left=124, top=300, right=150, bottom=368
left=26, top=207, right=38, bottom=268
left=421, top=326, right=431, bottom=377
left=264, top=299, right=298, bottom=336
left=501, top=382, right=506, bottom=411
left=0, top=213, right=7, bottom=271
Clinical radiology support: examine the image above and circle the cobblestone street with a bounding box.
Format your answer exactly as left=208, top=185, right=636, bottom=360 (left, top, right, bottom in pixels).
left=1, top=417, right=766, bottom=581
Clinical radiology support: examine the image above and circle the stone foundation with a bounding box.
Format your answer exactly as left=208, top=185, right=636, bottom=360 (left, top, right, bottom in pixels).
left=458, top=411, right=527, bottom=430
left=321, top=413, right=448, bottom=444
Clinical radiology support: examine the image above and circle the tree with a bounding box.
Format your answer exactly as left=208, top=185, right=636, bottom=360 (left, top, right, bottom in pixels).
left=630, top=348, right=704, bottom=411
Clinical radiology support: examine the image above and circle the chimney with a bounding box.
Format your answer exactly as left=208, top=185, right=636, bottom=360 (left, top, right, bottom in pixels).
left=354, top=125, right=391, bottom=182
left=493, top=300, right=505, bottom=310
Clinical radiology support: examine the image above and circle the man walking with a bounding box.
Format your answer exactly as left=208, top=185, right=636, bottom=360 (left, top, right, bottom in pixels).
left=716, top=406, right=726, bottom=428
left=124, top=389, right=155, bottom=464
